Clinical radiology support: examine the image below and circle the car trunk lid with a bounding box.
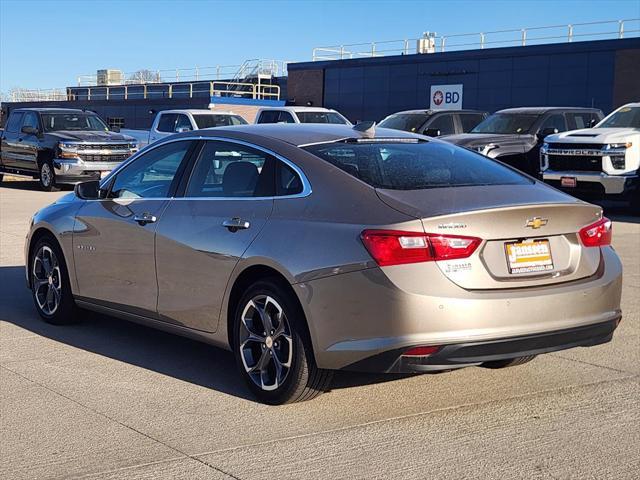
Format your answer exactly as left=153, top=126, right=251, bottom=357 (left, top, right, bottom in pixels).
left=376, top=185, right=603, bottom=290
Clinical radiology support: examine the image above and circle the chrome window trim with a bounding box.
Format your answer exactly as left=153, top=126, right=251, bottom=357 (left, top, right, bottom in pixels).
left=97, top=135, right=312, bottom=200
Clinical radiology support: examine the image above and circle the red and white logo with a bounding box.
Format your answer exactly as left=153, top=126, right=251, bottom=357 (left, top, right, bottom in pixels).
left=432, top=90, right=444, bottom=106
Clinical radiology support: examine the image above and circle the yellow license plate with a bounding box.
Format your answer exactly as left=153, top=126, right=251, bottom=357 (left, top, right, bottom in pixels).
left=505, top=240, right=554, bottom=274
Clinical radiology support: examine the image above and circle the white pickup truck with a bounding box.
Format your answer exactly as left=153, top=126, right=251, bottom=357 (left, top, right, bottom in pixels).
left=541, top=102, right=640, bottom=211
left=122, top=109, right=248, bottom=147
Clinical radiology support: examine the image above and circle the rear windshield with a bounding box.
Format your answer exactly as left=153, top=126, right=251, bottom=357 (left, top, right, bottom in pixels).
left=471, top=113, right=539, bottom=134
left=297, top=111, right=348, bottom=124
left=378, top=113, right=428, bottom=133
left=304, top=140, right=530, bottom=190
left=193, top=114, right=248, bottom=129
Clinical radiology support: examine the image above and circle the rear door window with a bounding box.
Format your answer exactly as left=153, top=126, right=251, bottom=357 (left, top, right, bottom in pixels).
left=256, top=111, right=279, bottom=124
left=304, top=141, right=530, bottom=190
left=424, top=114, right=455, bottom=135
left=278, top=111, right=296, bottom=123
left=567, top=112, right=596, bottom=130
left=6, top=112, right=24, bottom=133
left=185, top=141, right=275, bottom=197
left=459, top=113, right=486, bottom=132
left=539, top=114, right=567, bottom=133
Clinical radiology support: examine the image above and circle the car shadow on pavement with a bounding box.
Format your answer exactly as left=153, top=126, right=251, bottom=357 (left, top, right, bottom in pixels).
left=0, top=179, right=73, bottom=191
left=0, top=265, right=412, bottom=401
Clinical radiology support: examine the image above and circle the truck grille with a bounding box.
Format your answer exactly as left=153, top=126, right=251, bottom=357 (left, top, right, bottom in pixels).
left=79, top=153, right=131, bottom=162
left=548, top=155, right=601, bottom=172
left=547, top=143, right=605, bottom=150
left=75, top=143, right=134, bottom=150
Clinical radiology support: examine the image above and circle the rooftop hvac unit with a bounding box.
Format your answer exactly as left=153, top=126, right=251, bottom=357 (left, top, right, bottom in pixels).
left=417, top=32, right=437, bottom=54
left=96, top=69, right=124, bottom=86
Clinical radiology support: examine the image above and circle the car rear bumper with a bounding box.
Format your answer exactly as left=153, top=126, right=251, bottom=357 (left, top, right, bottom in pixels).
left=53, top=158, right=124, bottom=184
left=347, top=317, right=620, bottom=373
left=295, top=246, right=622, bottom=371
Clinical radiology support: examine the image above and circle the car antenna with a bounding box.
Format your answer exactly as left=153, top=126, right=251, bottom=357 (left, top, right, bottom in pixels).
left=353, top=121, right=376, bottom=139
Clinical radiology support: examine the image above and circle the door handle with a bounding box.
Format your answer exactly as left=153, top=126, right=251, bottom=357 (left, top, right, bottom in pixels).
left=222, top=217, right=250, bottom=232
left=133, top=213, right=157, bottom=226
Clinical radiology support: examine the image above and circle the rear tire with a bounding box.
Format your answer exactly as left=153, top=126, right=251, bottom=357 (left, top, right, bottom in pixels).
left=30, top=235, right=79, bottom=325
left=482, top=355, right=537, bottom=369
left=232, top=278, right=332, bottom=404
left=39, top=159, right=59, bottom=192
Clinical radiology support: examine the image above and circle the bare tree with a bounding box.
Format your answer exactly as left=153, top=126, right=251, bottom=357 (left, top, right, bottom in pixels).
left=128, top=69, right=162, bottom=84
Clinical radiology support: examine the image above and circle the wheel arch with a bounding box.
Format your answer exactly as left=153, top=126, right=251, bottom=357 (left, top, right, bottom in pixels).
left=26, top=227, right=61, bottom=289
left=225, top=263, right=316, bottom=362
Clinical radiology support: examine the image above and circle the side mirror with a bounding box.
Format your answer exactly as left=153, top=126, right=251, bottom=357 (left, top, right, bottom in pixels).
left=588, top=118, right=598, bottom=128
left=176, top=127, right=192, bottom=133
left=21, top=126, right=39, bottom=135
left=423, top=128, right=441, bottom=137
left=537, top=127, right=558, bottom=140
left=74, top=180, right=101, bottom=200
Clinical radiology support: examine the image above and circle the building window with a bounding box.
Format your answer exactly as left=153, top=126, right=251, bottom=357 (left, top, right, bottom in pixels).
left=107, top=117, right=125, bottom=129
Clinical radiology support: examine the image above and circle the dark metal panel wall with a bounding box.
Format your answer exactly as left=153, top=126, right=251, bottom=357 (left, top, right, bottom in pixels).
left=291, top=38, right=640, bottom=122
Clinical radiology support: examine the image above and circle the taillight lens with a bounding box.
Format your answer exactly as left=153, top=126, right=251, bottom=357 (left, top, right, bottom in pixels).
left=579, top=217, right=612, bottom=247
left=403, top=346, right=440, bottom=357
left=361, top=230, right=481, bottom=266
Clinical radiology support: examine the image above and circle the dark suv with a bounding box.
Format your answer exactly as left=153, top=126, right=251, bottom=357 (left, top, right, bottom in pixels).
left=0, top=108, right=138, bottom=191
left=378, top=109, right=488, bottom=136
left=441, top=107, right=603, bottom=176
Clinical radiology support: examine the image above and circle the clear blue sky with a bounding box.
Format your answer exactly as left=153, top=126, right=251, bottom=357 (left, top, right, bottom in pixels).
left=1, top=0, right=638, bottom=91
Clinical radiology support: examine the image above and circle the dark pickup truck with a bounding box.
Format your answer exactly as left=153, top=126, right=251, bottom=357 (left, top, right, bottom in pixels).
left=0, top=108, right=138, bottom=191
left=440, top=107, right=604, bottom=176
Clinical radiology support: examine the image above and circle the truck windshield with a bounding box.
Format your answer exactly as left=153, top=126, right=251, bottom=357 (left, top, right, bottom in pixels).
left=471, top=113, right=539, bottom=135
left=193, top=114, right=248, bottom=129
left=304, top=140, right=530, bottom=190
left=597, top=106, right=640, bottom=129
left=41, top=113, right=108, bottom=132
left=379, top=113, right=428, bottom=133
left=297, top=112, right=348, bottom=124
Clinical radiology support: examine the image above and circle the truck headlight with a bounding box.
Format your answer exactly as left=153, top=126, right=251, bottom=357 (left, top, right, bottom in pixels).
left=606, top=142, right=632, bottom=149
left=58, top=142, right=79, bottom=159
left=611, top=156, right=626, bottom=169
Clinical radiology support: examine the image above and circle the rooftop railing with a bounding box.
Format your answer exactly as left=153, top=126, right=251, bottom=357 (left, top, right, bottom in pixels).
left=76, top=59, right=289, bottom=87
left=311, top=19, right=640, bottom=61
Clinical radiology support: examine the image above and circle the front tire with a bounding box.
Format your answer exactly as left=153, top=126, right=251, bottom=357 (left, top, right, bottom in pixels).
left=39, top=159, right=59, bottom=192
left=232, top=278, right=332, bottom=404
left=30, top=236, right=78, bottom=324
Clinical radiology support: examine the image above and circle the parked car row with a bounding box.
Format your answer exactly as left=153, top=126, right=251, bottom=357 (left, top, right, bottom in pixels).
left=2, top=103, right=637, bottom=211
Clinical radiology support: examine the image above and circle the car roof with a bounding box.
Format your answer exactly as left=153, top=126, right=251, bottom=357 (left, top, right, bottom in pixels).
left=257, top=106, right=337, bottom=113
left=12, top=108, right=87, bottom=113
left=386, top=109, right=486, bottom=115
left=495, top=106, right=601, bottom=114
left=159, top=109, right=238, bottom=115
left=188, top=123, right=421, bottom=147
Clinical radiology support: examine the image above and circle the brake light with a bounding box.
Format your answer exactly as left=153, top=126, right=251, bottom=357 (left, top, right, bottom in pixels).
left=579, top=217, right=612, bottom=247
left=361, top=230, right=481, bottom=266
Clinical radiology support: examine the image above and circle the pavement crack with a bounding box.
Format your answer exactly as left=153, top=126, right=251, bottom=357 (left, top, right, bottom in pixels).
left=0, top=364, right=244, bottom=480
left=188, top=374, right=639, bottom=460
left=549, top=351, right=636, bottom=375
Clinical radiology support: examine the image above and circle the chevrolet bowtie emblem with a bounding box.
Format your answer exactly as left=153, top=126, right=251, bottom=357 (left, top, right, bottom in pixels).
left=525, top=217, right=548, bottom=229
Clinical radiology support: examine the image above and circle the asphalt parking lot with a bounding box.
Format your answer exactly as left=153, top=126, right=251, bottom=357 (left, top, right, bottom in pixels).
left=1, top=179, right=638, bottom=480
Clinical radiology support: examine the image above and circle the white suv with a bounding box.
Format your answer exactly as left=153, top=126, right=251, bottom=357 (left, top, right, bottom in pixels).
left=541, top=102, right=640, bottom=211
left=255, top=107, right=351, bottom=125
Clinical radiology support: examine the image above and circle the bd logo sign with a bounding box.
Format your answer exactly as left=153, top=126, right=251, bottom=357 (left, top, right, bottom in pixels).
left=430, top=84, right=463, bottom=110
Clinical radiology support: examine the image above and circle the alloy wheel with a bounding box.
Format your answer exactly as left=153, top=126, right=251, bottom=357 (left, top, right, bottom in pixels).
left=32, top=245, right=62, bottom=315
left=238, top=295, right=293, bottom=391
left=40, top=163, right=52, bottom=188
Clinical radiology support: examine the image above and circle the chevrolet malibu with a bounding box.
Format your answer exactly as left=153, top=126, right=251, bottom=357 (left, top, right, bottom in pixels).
left=25, top=124, right=623, bottom=404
